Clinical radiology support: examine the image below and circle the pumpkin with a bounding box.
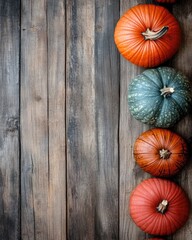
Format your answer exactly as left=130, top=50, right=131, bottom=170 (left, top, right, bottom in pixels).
left=156, top=0, right=176, bottom=3
left=128, top=67, right=192, bottom=128
left=114, top=4, right=181, bottom=67
left=129, top=178, right=190, bottom=235
left=134, top=128, right=188, bottom=177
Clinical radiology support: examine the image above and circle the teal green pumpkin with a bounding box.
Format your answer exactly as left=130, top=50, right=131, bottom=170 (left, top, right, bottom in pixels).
left=128, top=67, right=192, bottom=128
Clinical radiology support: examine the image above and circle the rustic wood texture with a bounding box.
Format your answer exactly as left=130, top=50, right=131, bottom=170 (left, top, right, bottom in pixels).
left=66, top=1, right=97, bottom=239
left=171, top=1, right=192, bottom=239
left=0, top=0, right=191, bottom=239
left=94, top=0, right=119, bottom=239
left=66, top=0, right=119, bottom=239
left=21, top=0, right=66, bottom=239
left=20, top=0, right=49, bottom=239
left=0, top=1, right=20, bottom=239
left=47, top=1, right=66, bottom=239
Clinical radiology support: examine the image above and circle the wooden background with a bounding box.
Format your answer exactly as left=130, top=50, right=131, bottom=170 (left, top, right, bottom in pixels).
left=0, top=0, right=192, bottom=239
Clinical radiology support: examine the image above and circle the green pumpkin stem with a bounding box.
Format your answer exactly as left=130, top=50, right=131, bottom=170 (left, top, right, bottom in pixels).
left=160, top=86, right=175, bottom=97
left=159, top=149, right=171, bottom=159
left=157, top=199, right=168, bottom=214
left=142, top=26, right=169, bottom=40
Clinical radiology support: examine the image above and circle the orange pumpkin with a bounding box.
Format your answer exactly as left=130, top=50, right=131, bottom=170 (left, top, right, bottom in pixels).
left=133, top=128, right=188, bottom=177
left=129, top=178, right=190, bottom=235
left=114, top=4, right=181, bottom=67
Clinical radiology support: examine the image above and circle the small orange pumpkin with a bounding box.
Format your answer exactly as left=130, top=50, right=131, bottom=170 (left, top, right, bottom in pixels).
left=114, top=4, right=181, bottom=67
left=133, top=128, right=188, bottom=177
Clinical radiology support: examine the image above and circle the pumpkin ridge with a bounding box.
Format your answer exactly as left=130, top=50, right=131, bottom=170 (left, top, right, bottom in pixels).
left=136, top=137, right=159, bottom=149
left=155, top=97, right=179, bottom=127
left=172, top=93, right=192, bottom=114
left=156, top=67, right=166, bottom=86
left=128, top=7, right=146, bottom=28
left=166, top=211, right=187, bottom=232
left=150, top=129, right=166, bottom=147
left=142, top=72, right=162, bottom=88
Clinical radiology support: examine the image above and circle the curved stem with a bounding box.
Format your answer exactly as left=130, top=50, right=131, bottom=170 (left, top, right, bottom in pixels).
left=157, top=200, right=168, bottom=214
left=142, top=26, right=169, bottom=40
left=159, top=149, right=171, bottom=159
left=160, top=86, right=174, bottom=97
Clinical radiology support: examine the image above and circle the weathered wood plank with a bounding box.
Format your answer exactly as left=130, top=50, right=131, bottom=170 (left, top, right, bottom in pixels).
left=94, top=0, right=119, bottom=239
left=171, top=1, right=192, bottom=239
left=0, top=1, right=20, bottom=239
left=66, top=1, right=97, bottom=239
left=21, top=0, right=49, bottom=239
left=47, top=0, right=66, bottom=239
left=66, top=0, right=119, bottom=239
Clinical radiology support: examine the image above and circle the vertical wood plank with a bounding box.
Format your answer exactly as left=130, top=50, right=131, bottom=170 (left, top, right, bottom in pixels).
left=66, top=0, right=119, bottom=239
left=171, top=0, right=192, bottom=239
left=119, top=1, right=150, bottom=239
left=21, top=0, right=49, bottom=239
left=47, top=0, right=66, bottom=239
left=66, top=1, right=97, bottom=239
left=0, top=1, right=20, bottom=239
left=94, top=0, right=119, bottom=239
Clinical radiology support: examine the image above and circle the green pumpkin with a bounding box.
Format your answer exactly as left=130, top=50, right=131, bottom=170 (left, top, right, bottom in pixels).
left=128, top=67, right=192, bottom=128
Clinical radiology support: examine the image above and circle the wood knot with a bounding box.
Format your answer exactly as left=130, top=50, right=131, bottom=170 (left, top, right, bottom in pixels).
left=6, top=117, right=19, bottom=132
left=96, top=25, right=103, bottom=32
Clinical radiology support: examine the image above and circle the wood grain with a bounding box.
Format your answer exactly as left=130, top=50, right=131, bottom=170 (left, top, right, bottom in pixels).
left=66, top=1, right=97, bottom=239
left=0, top=1, right=20, bottom=239
left=94, top=0, right=119, bottom=238
left=20, top=0, right=49, bottom=239
left=66, top=0, right=119, bottom=239
left=47, top=0, right=66, bottom=239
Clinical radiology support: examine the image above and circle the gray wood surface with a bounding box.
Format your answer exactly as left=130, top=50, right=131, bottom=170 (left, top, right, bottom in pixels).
left=0, top=1, right=20, bottom=239
left=47, top=1, right=66, bottom=239
left=66, top=1, right=97, bottom=239
left=66, top=0, right=119, bottom=239
left=20, top=0, right=49, bottom=239
left=0, top=0, right=191, bottom=239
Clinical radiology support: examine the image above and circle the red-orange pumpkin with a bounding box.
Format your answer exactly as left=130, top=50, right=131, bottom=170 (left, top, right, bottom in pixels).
left=133, top=128, right=188, bottom=177
left=129, top=178, right=190, bottom=235
left=114, top=4, right=181, bottom=67
left=156, top=0, right=176, bottom=2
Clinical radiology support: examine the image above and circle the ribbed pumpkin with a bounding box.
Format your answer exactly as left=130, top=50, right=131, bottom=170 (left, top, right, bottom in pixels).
left=129, top=178, right=190, bottom=236
left=128, top=67, right=192, bottom=128
left=134, top=128, right=188, bottom=177
left=114, top=4, right=181, bottom=67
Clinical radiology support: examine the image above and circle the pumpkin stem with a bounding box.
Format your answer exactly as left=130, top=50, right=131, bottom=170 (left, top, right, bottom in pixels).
left=142, top=26, right=169, bottom=40
left=159, top=149, right=171, bottom=159
left=160, top=86, right=175, bottom=97
left=157, top=199, right=168, bottom=214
